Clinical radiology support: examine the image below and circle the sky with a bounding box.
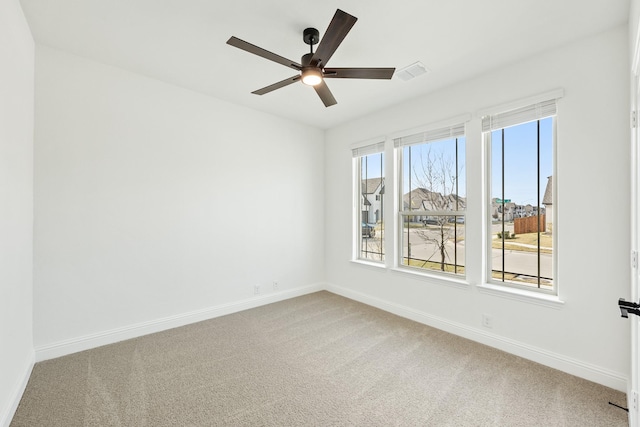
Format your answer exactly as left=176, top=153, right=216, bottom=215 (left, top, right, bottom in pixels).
left=360, top=151, right=384, bottom=185
left=403, top=137, right=466, bottom=199
left=361, top=116, right=553, bottom=207
left=490, top=117, right=553, bottom=206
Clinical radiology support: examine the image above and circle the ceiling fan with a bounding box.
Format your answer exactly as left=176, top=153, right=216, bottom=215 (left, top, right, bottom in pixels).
left=226, top=9, right=395, bottom=107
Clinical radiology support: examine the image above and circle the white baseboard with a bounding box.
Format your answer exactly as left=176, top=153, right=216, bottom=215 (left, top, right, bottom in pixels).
left=35, top=283, right=324, bottom=362
left=31, top=281, right=628, bottom=392
left=1, top=350, right=34, bottom=427
left=325, top=283, right=628, bottom=392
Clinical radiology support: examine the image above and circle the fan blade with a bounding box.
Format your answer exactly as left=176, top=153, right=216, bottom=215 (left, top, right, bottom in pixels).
left=323, top=68, right=395, bottom=79
left=227, top=37, right=302, bottom=71
left=252, top=75, right=301, bottom=95
left=313, top=80, right=337, bottom=107
left=310, top=9, right=357, bottom=67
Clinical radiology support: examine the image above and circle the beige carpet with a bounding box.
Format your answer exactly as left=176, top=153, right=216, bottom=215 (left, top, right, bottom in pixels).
left=11, top=291, right=628, bottom=426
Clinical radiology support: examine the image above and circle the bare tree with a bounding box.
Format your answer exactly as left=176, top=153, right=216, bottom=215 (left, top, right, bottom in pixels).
left=363, top=229, right=385, bottom=262
left=409, top=147, right=463, bottom=271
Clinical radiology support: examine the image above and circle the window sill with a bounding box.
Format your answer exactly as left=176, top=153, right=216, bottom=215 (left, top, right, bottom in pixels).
left=350, top=259, right=387, bottom=270
left=477, top=283, right=564, bottom=309
left=390, top=267, right=470, bottom=290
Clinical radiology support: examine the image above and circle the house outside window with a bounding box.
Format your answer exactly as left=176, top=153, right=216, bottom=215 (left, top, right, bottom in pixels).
left=482, top=97, right=558, bottom=293
left=395, top=122, right=466, bottom=276
left=353, top=142, right=385, bottom=262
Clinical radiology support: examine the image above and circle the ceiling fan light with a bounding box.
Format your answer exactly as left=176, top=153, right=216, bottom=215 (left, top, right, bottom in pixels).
left=301, top=68, right=322, bottom=86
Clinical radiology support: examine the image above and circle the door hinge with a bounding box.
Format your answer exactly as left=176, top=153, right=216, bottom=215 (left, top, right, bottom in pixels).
left=632, top=111, right=638, bottom=129
left=633, top=251, right=638, bottom=270
left=619, top=298, right=640, bottom=317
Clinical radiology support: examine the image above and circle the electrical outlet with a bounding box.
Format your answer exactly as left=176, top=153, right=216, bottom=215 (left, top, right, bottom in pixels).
left=254, top=284, right=260, bottom=295
left=273, top=281, right=279, bottom=290
left=482, top=314, right=493, bottom=329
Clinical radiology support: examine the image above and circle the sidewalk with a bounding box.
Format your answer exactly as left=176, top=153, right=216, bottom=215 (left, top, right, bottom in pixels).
left=499, top=241, right=552, bottom=251
left=491, top=235, right=552, bottom=250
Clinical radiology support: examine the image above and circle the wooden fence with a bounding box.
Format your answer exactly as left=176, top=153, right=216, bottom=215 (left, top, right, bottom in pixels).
left=514, top=214, right=545, bottom=234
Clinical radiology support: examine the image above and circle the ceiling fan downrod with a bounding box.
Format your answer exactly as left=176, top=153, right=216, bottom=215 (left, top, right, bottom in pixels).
left=303, top=27, right=320, bottom=52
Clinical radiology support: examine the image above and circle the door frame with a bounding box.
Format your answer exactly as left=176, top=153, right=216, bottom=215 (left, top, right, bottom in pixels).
left=630, top=21, right=640, bottom=427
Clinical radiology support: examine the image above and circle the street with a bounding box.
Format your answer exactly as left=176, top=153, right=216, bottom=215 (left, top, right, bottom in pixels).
left=362, top=222, right=553, bottom=285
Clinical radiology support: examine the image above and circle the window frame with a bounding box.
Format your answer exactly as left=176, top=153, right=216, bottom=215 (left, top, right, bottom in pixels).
left=482, top=97, right=559, bottom=295
left=394, top=120, right=468, bottom=278
left=353, top=141, right=386, bottom=264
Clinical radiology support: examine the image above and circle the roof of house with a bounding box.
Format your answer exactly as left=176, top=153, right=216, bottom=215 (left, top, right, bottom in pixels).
left=542, top=176, right=553, bottom=206
left=361, top=177, right=384, bottom=194
left=402, top=188, right=466, bottom=211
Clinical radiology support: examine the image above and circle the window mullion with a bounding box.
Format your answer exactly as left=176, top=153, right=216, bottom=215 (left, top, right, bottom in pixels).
left=537, top=120, right=541, bottom=289
left=501, top=129, right=505, bottom=282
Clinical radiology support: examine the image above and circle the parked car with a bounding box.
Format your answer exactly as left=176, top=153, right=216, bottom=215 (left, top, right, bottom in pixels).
left=362, top=222, right=376, bottom=238
left=447, top=216, right=465, bottom=224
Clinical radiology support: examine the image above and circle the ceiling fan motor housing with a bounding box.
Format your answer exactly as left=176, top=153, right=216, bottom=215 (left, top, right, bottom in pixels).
left=301, top=53, right=314, bottom=67
left=303, top=28, right=320, bottom=46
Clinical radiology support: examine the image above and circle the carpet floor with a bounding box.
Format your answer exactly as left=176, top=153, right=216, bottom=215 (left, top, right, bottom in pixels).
left=11, top=291, right=628, bottom=426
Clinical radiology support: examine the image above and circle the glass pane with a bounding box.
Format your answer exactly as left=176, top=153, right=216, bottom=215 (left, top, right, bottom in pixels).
left=403, top=138, right=466, bottom=207
left=400, top=137, right=465, bottom=276
left=490, top=118, right=553, bottom=289
left=359, top=152, right=384, bottom=261
left=401, top=215, right=465, bottom=274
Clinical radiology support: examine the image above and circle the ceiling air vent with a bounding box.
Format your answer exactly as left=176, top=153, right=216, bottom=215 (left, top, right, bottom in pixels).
left=396, top=61, right=429, bottom=81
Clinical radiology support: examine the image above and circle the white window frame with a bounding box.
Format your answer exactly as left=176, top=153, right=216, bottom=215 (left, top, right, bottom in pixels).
left=353, top=141, right=386, bottom=264
left=394, top=117, right=469, bottom=277
left=481, top=91, right=562, bottom=295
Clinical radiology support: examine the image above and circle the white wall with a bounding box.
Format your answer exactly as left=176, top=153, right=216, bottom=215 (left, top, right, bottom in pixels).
left=33, top=46, right=325, bottom=353
left=325, top=25, right=630, bottom=390
left=0, top=1, right=34, bottom=425
left=632, top=0, right=640, bottom=61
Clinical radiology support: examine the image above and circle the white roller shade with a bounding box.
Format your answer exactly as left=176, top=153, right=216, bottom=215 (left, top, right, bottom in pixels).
left=482, top=98, right=557, bottom=132
left=393, top=123, right=465, bottom=148
left=352, top=141, right=385, bottom=158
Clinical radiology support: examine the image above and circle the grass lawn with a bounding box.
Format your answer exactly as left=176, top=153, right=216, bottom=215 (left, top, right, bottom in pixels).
left=404, top=258, right=465, bottom=274
left=492, top=232, right=552, bottom=254
left=491, top=270, right=553, bottom=288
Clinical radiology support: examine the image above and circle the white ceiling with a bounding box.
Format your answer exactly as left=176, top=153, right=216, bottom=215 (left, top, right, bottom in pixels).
left=20, top=0, right=629, bottom=129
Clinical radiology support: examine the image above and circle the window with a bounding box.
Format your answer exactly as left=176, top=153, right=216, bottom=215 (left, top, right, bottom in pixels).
left=395, top=123, right=466, bottom=276
left=483, top=99, right=556, bottom=292
left=353, top=142, right=385, bottom=262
